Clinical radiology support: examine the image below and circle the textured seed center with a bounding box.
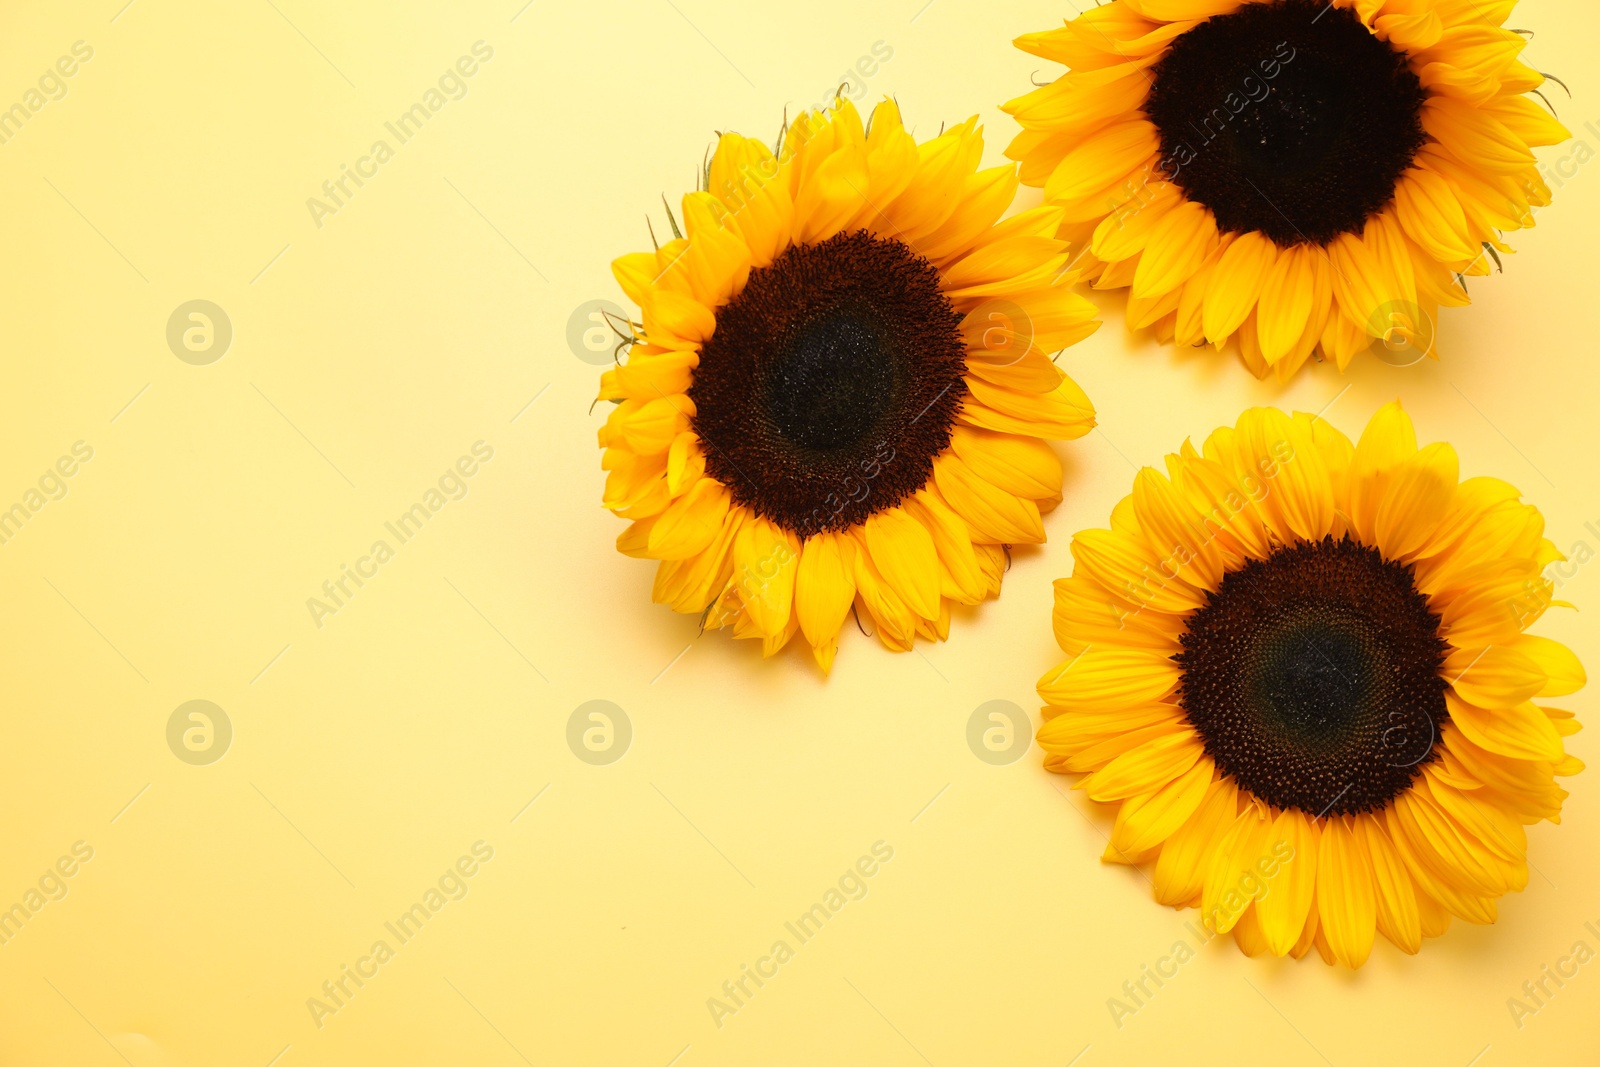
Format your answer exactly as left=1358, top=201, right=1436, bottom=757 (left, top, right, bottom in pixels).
left=1143, top=0, right=1428, bottom=247
left=1176, top=536, right=1449, bottom=816
left=689, top=230, right=968, bottom=538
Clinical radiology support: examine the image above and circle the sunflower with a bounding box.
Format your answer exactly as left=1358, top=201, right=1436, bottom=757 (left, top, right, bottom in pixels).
left=598, top=98, right=1100, bottom=670
left=1037, top=402, right=1585, bottom=964
left=1003, top=0, right=1569, bottom=380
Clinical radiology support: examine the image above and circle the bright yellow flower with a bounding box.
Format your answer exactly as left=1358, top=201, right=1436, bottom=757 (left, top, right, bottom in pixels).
left=598, top=99, right=1100, bottom=670
left=1003, top=0, right=1569, bottom=380
left=1038, top=401, right=1584, bottom=965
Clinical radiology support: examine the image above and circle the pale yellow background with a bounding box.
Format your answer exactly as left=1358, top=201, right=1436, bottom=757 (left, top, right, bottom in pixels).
left=1, top=0, right=1597, bottom=1064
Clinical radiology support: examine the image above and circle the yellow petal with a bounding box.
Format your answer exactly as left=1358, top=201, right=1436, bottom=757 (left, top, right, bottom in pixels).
left=1111, top=756, right=1215, bottom=856
left=647, top=477, right=730, bottom=560
left=792, top=140, right=870, bottom=244
left=1508, top=634, right=1586, bottom=697
left=1446, top=692, right=1564, bottom=762
left=1359, top=816, right=1424, bottom=954
left=1130, top=199, right=1217, bottom=299
left=619, top=396, right=693, bottom=455
left=1172, top=452, right=1270, bottom=561
left=1254, top=809, right=1318, bottom=957
left=1373, top=441, right=1459, bottom=560
left=1043, top=121, right=1160, bottom=205
left=1153, top=776, right=1238, bottom=907
left=1038, top=703, right=1184, bottom=757
left=1090, top=181, right=1181, bottom=262
left=1202, top=230, right=1276, bottom=343
left=1080, top=728, right=1204, bottom=801
left=1392, top=791, right=1505, bottom=899
left=1237, top=407, right=1333, bottom=542
left=1448, top=645, right=1547, bottom=709
left=1036, top=648, right=1181, bottom=712
left=1054, top=719, right=1187, bottom=773
left=1201, top=803, right=1273, bottom=935
left=1423, top=96, right=1536, bottom=175
left=1326, top=231, right=1388, bottom=339
left=665, top=431, right=705, bottom=496
left=949, top=425, right=1062, bottom=500
left=904, top=488, right=986, bottom=604
left=959, top=374, right=1096, bottom=440
left=706, top=133, right=792, bottom=267
left=795, top=531, right=857, bottom=651
left=1125, top=0, right=1244, bottom=18
left=863, top=507, right=941, bottom=621
left=1348, top=400, right=1418, bottom=541
left=1052, top=572, right=1186, bottom=658
left=616, top=516, right=657, bottom=558
left=918, top=166, right=1023, bottom=263
left=643, top=289, right=717, bottom=347
left=933, top=453, right=1045, bottom=544
left=1424, top=769, right=1525, bottom=869
left=1256, top=245, right=1317, bottom=365
left=652, top=507, right=743, bottom=612
left=599, top=347, right=699, bottom=403
left=882, top=117, right=984, bottom=242
left=732, top=516, right=800, bottom=638
left=852, top=530, right=918, bottom=648
left=1316, top=817, right=1377, bottom=968
left=1069, top=526, right=1207, bottom=616
left=1130, top=466, right=1228, bottom=589
left=676, top=191, right=753, bottom=306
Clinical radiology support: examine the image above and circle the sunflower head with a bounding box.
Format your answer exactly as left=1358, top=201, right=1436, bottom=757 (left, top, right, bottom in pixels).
left=1038, top=401, right=1585, bottom=965
left=598, top=98, right=1101, bottom=670
left=1004, top=0, right=1570, bottom=379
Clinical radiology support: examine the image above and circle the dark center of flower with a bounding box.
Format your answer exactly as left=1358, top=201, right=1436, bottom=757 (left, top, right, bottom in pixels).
left=1175, top=536, right=1449, bottom=816
left=689, top=230, right=967, bottom=538
left=1143, top=0, right=1428, bottom=247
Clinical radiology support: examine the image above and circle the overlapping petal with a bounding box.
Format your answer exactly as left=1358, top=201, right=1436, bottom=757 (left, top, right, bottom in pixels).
left=600, top=99, right=1098, bottom=668
left=1038, top=401, right=1582, bottom=965
left=1005, top=0, right=1566, bottom=378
